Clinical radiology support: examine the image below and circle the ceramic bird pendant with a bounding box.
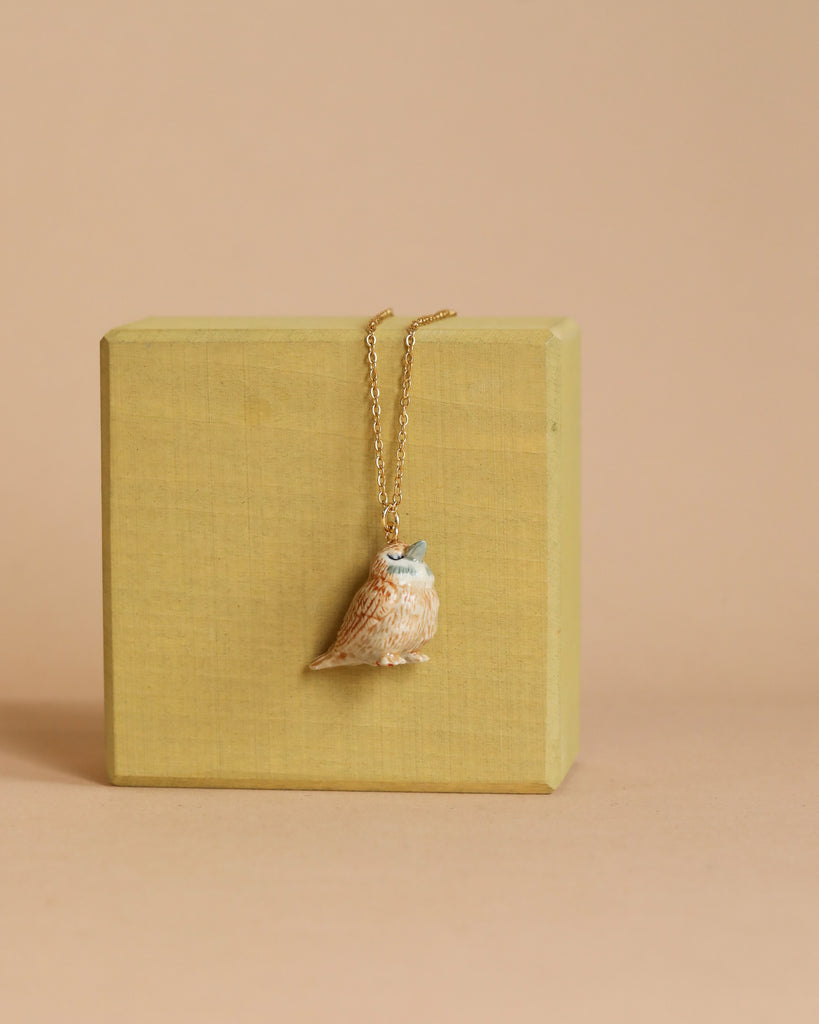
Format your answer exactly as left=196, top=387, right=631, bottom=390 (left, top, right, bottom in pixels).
left=309, top=540, right=439, bottom=669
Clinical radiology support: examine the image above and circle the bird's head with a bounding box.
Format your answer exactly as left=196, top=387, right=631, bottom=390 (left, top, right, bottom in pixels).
left=370, top=539, right=434, bottom=586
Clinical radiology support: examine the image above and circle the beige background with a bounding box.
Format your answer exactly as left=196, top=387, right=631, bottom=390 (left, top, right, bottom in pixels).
left=1, top=1, right=816, bottom=1021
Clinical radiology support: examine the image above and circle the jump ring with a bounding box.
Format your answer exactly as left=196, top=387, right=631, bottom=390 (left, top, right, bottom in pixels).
left=382, top=505, right=399, bottom=541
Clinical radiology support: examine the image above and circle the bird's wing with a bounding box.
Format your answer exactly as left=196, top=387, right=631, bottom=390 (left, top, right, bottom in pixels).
left=332, top=577, right=400, bottom=653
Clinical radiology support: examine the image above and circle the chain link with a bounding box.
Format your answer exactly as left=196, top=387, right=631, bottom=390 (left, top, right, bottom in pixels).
left=365, top=307, right=458, bottom=542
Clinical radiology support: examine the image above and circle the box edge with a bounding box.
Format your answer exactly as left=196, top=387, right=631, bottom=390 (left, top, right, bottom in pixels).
left=544, top=318, right=581, bottom=789
left=100, top=335, right=116, bottom=786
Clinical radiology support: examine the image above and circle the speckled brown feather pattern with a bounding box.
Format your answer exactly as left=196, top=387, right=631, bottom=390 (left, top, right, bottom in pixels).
left=334, top=575, right=400, bottom=653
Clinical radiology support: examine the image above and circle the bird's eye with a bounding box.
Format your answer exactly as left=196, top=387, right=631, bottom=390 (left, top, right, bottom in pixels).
left=387, top=554, right=402, bottom=561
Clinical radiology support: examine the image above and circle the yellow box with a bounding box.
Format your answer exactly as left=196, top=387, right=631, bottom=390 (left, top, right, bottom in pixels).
left=101, top=316, right=580, bottom=792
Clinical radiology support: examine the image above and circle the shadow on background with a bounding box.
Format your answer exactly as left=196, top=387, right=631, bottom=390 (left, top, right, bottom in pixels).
left=0, top=700, right=106, bottom=784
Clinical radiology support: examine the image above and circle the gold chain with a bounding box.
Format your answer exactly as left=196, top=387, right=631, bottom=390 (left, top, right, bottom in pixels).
left=365, top=307, right=458, bottom=542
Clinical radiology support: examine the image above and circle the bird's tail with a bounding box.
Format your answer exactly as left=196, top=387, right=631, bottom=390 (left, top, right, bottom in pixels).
left=309, top=649, right=353, bottom=670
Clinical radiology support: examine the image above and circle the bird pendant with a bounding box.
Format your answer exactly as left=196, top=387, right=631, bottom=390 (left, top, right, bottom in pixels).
left=309, top=539, right=439, bottom=669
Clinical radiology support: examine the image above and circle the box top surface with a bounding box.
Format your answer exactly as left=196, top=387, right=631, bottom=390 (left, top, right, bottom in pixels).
left=105, top=316, right=577, bottom=340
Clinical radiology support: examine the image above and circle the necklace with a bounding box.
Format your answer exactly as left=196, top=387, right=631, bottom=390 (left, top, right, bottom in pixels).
left=309, top=307, right=458, bottom=670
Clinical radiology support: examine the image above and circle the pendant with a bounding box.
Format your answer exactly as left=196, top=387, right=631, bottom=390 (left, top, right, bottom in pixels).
left=309, top=539, right=439, bottom=669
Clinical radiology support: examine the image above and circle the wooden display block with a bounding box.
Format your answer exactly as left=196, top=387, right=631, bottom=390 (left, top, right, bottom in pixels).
left=101, top=316, right=580, bottom=792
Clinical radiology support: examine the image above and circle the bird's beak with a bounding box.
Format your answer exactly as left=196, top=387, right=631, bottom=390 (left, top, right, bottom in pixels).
left=405, top=540, right=427, bottom=562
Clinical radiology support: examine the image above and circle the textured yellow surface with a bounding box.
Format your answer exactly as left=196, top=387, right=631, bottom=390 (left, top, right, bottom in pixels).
left=101, top=316, right=580, bottom=792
